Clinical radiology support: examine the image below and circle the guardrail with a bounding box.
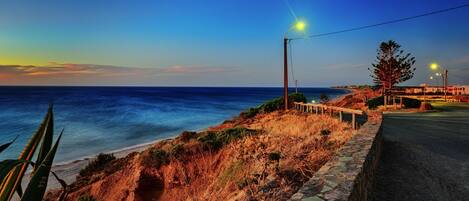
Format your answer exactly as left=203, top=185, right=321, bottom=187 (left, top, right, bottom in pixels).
left=293, top=102, right=364, bottom=129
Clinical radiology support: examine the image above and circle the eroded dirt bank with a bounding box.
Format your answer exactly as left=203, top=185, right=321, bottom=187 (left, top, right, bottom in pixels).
left=46, top=110, right=356, bottom=201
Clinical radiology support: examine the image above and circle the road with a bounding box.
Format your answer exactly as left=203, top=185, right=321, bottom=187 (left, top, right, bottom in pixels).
left=371, top=103, right=469, bottom=201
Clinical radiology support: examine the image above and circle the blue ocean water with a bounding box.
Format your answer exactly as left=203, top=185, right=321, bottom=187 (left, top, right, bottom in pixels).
left=0, top=87, right=348, bottom=163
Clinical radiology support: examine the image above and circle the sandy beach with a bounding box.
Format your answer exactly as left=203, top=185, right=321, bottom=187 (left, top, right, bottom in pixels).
left=25, top=138, right=169, bottom=191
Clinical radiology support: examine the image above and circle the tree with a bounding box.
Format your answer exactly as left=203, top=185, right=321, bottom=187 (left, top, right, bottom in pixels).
left=369, top=40, right=416, bottom=91
left=319, top=93, right=329, bottom=103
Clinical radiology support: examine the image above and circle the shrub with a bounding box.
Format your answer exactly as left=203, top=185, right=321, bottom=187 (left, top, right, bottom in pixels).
left=240, top=93, right=307, bottom=118
left=241, top=107, right=261, bottom=118
left=402, top=97, right=421, bottom=108
left=77, top=194, right=96, bottom=201
left=148, top=148, right=169, bottom=168
left=180, top=131, right=197, bottom=142
left=289, top=92, right=307, bottom=104
left=319, top=93, right=329, bottom=103
left=197, top=132, right=223, bottom=150
left=366, top=96, right=421, bottom=109
left=198, top=127, right=258, bottom=150
left=218, top=127, right=258, bottom=145
left=169, top=144, right=185, bottom=158
left=260, top=97, right=284, bottom=113
left=79, top=153, right=116, bottom=177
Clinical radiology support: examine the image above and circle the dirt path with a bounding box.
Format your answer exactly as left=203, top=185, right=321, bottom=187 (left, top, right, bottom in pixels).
left=371, top=103, right=469, bottom=201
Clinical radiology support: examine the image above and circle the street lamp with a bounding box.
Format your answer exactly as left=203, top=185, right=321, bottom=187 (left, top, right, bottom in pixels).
left=283, top=20, right=307, bottom=110
left=429, top=62, right=449, bottom=102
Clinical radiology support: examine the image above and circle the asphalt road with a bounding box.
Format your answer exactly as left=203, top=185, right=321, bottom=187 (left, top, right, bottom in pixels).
left=371, top=103, right=469, bottom=201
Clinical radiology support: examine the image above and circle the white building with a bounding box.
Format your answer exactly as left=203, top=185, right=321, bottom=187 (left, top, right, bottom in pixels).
left=449, top=85, right=469, bottom=95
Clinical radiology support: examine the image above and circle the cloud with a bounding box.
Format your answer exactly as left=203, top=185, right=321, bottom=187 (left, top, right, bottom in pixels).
left=0, top=62, right=237, bottom=85
left=157, top=65, right=232, bottom=74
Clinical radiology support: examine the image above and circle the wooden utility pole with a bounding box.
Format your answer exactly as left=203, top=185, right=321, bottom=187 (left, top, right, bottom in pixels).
left=284, top=38, right=289, bottom=110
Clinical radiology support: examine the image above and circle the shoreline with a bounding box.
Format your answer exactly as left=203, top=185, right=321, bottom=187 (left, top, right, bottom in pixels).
left=45, top=89, right=351, bottom=190
left=39, top=138, right=172, bottom=191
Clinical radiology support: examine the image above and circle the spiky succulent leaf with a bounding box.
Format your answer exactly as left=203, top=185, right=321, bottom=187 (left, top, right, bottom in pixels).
left=0, top=107, right=52, bottom=201
left=21, top=131, right=63, bottom=201
left=34, top=105, right=54, bottom=173
left=16, top=184, right=22, bottom=198
left=0, top=136, right=18, bottom=154
left=0, top=160, right=26, bottom=184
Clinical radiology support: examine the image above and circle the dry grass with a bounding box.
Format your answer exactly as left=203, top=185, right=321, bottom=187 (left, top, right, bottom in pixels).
left=53, top=110, right=355, bottom=201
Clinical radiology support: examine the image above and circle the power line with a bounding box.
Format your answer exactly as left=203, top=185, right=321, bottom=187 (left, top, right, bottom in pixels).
left=289, top=41, right=295, bottom=85
left=291, top=3, right=469, bottom=40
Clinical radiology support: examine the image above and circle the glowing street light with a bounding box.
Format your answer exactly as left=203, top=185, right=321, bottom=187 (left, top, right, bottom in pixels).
left=294, top=20, right=306, bottom=31
left=430, top=76, right=434, bottom=80
left=428, top=62, right=449, bottom=101
left=283, top=19, right=308, bottom=110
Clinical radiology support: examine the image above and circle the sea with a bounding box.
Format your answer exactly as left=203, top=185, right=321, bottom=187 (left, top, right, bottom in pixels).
left=0, top=87, right=348, bottom=163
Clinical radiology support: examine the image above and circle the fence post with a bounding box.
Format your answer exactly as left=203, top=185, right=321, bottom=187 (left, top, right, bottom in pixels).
left=352, top=113, right=356, bottom=129
left=339, top=111, right=343, bottom=122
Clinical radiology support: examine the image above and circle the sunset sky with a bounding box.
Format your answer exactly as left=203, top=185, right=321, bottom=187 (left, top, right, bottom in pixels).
left=0, top=0, right=468, bottom=86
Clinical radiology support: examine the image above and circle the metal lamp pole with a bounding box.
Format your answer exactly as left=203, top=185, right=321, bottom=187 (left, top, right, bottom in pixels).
left=444, top=69, right=448, bottom=102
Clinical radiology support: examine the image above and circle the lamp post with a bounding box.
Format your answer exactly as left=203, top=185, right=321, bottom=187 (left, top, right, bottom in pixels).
left=283, top=20, right=306, bottom=110
left=284, top=38, right=289, bottom=110
left=429, top=63, right=449, bottom=102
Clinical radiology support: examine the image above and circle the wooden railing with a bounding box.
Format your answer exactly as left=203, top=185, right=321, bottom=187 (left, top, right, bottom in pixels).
left=293, top=102, right=364, bottom=129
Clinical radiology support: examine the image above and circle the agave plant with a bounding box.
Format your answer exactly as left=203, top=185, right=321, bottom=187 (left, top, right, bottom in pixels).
left=0, top=105, right=66, bottom=201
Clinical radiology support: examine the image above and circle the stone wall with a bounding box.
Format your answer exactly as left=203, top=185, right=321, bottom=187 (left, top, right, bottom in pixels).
left=290, top=113, right=383, bottom=201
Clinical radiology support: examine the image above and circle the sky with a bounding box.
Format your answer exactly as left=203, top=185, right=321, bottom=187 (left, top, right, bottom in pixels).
left=0, top=0, right=468, bottom=86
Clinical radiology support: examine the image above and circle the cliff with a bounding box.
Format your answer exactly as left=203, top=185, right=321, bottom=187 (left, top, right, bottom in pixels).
left=45, top=110, right=355, bottom=201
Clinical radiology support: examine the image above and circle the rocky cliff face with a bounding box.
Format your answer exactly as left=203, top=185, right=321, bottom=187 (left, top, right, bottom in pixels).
left=46, top=110, right=355, bottom=201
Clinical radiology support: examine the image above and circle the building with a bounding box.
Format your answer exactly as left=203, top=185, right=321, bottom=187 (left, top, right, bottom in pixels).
left=391, top=85, right=469, bottom=95
left=448, top=85, right=469, bottom=95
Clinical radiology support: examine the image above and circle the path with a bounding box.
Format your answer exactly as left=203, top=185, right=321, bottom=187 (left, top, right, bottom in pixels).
left=371, top=103, right=469, bottom=201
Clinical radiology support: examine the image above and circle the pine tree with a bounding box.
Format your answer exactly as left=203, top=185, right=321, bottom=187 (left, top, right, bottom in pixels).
left=369, top=40, right=416, bottom=91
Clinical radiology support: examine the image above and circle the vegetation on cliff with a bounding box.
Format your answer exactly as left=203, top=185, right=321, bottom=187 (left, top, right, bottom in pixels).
left=46, top=108, right=355, bottom=201
left=241, top=93, right=307, bottom=118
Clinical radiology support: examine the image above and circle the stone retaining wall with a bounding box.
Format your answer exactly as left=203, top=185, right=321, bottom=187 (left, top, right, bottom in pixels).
left=290, top=113, right=383, bottom=201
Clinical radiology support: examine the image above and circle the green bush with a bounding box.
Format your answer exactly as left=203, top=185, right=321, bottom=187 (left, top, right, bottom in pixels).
left=149, top=148, right=169, bottom=168
left=198, top=127, right=258, bottom=150
left=77, top=194, right=96, bottom=201
left=241, top=107, right=261, bottom=118
left=402, top=97, right=421, bottom=108
left=179, top=131, right=197, bottom=142
left=366, top=96, right=421, bottom=109
left=319, top=93, right=329, bottom=103
left=169, top=144, right=185, bottom=158
left=240, top=93, right=307, bottom=118
left=366, top=96, right=384, bottom=109
left=79, top=153, right=116, bottom=177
